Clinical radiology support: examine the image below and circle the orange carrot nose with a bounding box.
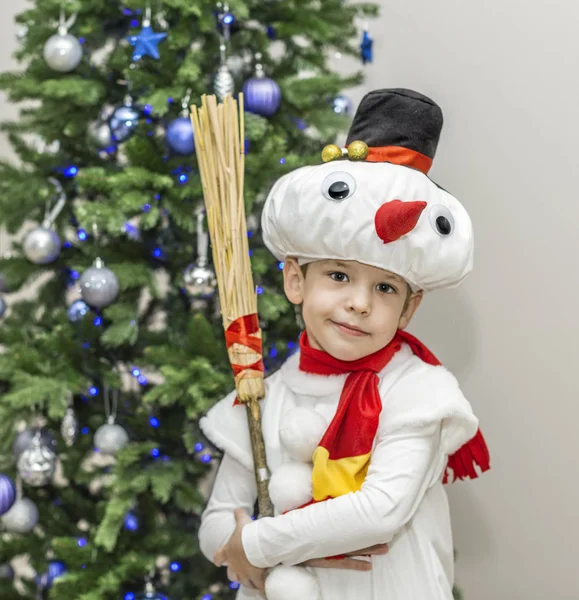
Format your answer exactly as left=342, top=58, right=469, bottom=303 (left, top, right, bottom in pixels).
left=374, top=200, right=427, bottom=244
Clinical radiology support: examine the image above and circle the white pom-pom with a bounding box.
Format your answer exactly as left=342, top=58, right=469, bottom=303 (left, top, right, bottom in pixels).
left=268, top=461, right=313, bottom=514
left=266, top=566, right=321, bottom=600
left=280, top=407, right=327, bottom=463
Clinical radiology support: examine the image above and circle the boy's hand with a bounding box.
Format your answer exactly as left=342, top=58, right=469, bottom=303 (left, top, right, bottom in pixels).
left=300, top=543, right=389, bottom=571
left=214, top=508, right=266, bottom=590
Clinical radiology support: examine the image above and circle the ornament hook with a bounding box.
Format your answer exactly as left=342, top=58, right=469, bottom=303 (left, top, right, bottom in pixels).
left=195, top=206, right=209, bottom=268
left=42, top=178, right=67, bottom=228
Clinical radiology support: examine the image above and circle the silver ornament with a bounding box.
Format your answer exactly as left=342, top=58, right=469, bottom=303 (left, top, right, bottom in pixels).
left=182, top=262, right=217, bottom=299
left=94, top=420, right=129, bottom=456
left=87, top=120, right=113, bottom=148
left=12, top=428, right=57, bottom=459
left=214, top=64, right=235, bottom=101
left=23, top=226, right=61, bottom=265
left=61, top=407, right=78, bottom=447
left=0, top=296, right=6, bottom=318
left=17, top=433, right=57, bottom=487
left=1, top=497, right=39, bottom=534
left=43, top=33, right=83, bottom=73
left=79, top=258, right=119, bottom=308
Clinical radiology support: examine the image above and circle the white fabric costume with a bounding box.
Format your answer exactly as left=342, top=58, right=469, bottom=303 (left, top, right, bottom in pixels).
left=199, top=343, right=478, bottom=599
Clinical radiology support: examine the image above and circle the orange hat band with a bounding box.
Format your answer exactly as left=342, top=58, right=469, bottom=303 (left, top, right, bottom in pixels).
left=364, top=145, right=433, bottom=174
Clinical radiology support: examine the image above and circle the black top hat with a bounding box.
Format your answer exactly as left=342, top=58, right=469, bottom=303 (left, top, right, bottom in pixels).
left=345, top=88, right=443, bottom=174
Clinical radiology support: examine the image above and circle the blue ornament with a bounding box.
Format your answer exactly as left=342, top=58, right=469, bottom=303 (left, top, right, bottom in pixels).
left=0, top=563, right=14, bottom=579
left=360, top=30, right=373, bottom=64
left=166, top=116, right=195, bottom=155
left=242, top=69, right=281, bottom=117
left=67, top=299, right=89, bottom=322
left=36, top=561, right=67, bottom=589
left=126, top=25, right=167, bottom=61
left=0, top=474, right=16, bottom=516
left=124, top=511, right=139, bottom=531
left=109, top=101, right=140, bottom=143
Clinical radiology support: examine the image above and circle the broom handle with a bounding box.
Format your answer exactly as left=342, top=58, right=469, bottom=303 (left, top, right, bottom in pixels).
left=245, top=400, right=274, bottom=518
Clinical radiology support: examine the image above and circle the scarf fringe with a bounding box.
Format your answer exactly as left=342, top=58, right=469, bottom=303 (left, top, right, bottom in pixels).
left=443, top=428, right=491, bottom=483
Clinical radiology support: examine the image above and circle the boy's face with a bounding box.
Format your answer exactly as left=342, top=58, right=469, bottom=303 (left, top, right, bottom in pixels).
left=284, top=258, right=423, bottom=361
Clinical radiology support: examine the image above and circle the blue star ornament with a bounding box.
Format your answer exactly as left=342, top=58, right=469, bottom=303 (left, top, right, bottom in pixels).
left=360, top=30, right=373, bottom=64
left=127, top=25, right=167, bottom=61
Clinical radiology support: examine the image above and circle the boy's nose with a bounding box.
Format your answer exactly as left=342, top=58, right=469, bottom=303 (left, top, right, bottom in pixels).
left=347, top=287, right=372, bottom=315
left=374, top=200, right=427, bottom=244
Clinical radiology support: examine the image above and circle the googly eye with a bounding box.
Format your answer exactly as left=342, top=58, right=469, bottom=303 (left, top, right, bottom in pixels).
left=321, top=171, right=356, bottom=201
left=428, top=204, right=454, bottom=237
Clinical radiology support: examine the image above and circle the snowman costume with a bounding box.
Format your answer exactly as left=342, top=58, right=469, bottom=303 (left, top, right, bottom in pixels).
left=198, top=89, right=490, bottom=600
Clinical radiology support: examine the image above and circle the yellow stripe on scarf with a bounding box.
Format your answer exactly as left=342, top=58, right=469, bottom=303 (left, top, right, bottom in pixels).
left=311, top=446, right=372, bottom=501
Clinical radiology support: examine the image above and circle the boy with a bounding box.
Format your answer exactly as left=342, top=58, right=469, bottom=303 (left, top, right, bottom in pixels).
left=198, top=89, right=490, bottom=599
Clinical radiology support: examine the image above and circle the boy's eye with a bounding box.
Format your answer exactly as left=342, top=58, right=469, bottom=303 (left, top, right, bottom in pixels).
left=377, top=283, right=395, bottom=294
left=329, top=272, right=348, bottom=282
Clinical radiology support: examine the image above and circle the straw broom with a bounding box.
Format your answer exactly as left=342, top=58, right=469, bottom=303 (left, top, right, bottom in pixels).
left=190, top=94, right=273, bottom=518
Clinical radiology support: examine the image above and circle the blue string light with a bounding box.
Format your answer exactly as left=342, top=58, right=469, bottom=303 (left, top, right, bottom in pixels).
left=256, top=286, right=264, bottom=294
left=178, top=173, right=188, bottom=184
left=81, top=427, right=89, bottom=435
left=170, top=562, right=181, bottom=572
left=230, top=582, right=241, bottom=590
left=130, top=19, right=139, bottom=27
left=137, top=375, right=148, bottom=385
left=153, top=248, right=162, bottom=258
left=201, top=595, right=212, bottom=600
left=151, top=448, right=160, bottom=458
left=143, top=104, right=153, bottom=115
left=63, top=166, right=78, bottom=178
left=269, top=346, right=278, bottom=358
left=63, top=241, right=72, bottom=248
left=77, top=229, right=87, bottom=241
left=194, top=442, right=204, bottom=452
left=149, top=417, right=160, bottom=428
left=142, top=203, right=151, bottom=212
left=287, top=341, right=295, bottom=349
left=70, top=270, right=80, bottom=280
left=279, top=157, right=286, bottom=164
left=124, top=594, right=135, bottom=600
left=77, top=538, right=87, bottom=547
left=93, top=316, right=102, bottom=326
left=131, top=367, right=141, bottom=377
left=88, top=386, right=99, bottom=396
left=278, top=261, right=284, bottom=269
left=124, top=512, right=139, bottom=531
left=200, top=454, right=211, bottom=463
left=222, top=12, right=235, bottom=25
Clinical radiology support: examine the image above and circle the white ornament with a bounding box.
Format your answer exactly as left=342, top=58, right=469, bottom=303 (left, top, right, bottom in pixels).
left=1, top=497, right=39, bottom=534
left=279, top=407, right=327, bottom=463
left=94, top=420, right=129, bottom=455
left=17, top=434, right=57, bottom=487
left=80, top=257, right=119, bottom=308
left=23, top=226, right=61, bottom=265
left=43, top=33, right=82, bottom=72
left=265, top=565, right=321, bottom=600
left=268, top=461, right=313, bottom=514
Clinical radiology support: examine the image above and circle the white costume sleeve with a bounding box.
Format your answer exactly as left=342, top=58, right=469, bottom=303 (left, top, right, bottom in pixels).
left=198, top=453, right=258, bottom=564
left=241, top=422, right=445, bottom=568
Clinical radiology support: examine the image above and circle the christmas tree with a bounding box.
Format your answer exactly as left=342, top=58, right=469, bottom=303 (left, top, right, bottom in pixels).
left=0, top=0, right=378, bottom=598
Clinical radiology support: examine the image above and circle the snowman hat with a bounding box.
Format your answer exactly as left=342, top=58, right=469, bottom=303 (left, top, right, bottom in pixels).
left=261, top=88, right=474, bottom=293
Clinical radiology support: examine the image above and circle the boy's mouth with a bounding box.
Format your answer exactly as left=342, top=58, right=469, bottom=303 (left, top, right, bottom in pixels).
left=331, top=321, right=369, bottom=337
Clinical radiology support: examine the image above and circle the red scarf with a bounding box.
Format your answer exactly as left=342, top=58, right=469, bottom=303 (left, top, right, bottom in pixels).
left=299, top=329, right=490, bottom=501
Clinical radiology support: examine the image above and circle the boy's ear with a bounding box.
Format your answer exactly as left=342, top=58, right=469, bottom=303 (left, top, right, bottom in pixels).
left=398, top=290, right=424, bottom=330
left=283, top=258, right=305, bottom=305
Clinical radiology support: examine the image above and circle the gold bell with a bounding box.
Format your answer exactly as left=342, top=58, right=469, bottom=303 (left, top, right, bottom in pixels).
left=347, top=140, right=369, bottom=161
left=321, top=144, right=344, bottom=163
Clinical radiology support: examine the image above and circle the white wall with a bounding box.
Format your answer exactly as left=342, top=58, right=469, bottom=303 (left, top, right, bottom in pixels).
left=340, top=1, right=579, bottom=598
left=2, top=1, right=579, bottom=598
